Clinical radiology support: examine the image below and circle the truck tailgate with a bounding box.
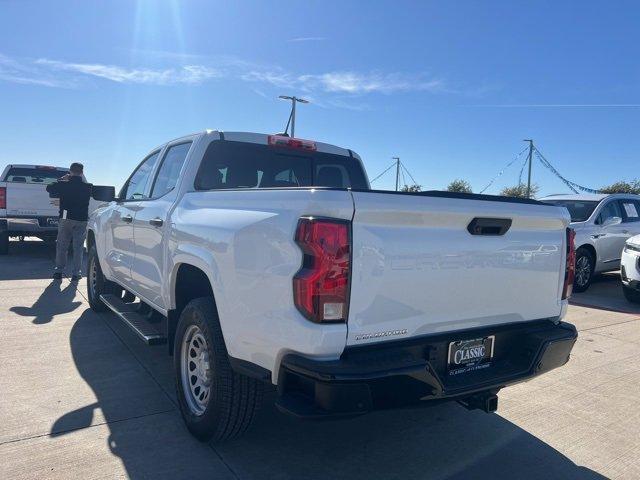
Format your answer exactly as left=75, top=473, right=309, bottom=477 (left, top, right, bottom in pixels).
left=347, top=191, right=570, bottom=346
left=5, top=183, right=58, bottom=217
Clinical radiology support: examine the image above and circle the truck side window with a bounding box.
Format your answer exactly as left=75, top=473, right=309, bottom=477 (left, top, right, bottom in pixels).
left=121, top=151, right=161, bottom=200
left=596, top=201, right=622, bottom=225
left=151, top=142, right=192, bottom=198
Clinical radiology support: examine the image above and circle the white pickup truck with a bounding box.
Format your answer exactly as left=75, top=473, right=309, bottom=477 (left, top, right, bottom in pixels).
left=0, top=164, right=69, bottom=253
left=87, top=130, right=578, bottom=442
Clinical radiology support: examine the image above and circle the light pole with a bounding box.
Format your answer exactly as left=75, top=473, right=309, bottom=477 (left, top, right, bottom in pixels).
left=524, top=139, right=534, bottom=198
left=392, top=157, right=400, bottom=191
left=279, top=95, right=309, bottom=138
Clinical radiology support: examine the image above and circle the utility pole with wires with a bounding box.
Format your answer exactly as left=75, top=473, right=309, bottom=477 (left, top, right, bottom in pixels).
left=369, top=157, right=420, bottom=191
left=524, top=139, right=534, bottom=198
left=279, top=95, right=309, bottom=138
left=393, top=157, right=400, bottom=191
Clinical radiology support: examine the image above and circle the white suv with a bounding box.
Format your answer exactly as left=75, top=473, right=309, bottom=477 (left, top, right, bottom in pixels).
left=541, top=193, right=640, bottom=292
left=621, top=234, right=640, bottom=303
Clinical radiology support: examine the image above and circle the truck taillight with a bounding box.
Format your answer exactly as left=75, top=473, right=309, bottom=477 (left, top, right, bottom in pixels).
left=562, top=228, right=576, bottom=300
left=293, top=218, right=350, bottom=323
left=0, top=187, right=6, bottom=209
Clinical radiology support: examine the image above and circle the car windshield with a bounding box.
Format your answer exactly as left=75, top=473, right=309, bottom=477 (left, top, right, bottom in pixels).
left=3, top=167, right=67, bottom=185
left=543, top=200, right=600, bottom=222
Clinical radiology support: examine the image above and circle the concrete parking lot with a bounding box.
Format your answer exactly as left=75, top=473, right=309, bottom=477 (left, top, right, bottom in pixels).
left=1, top=240, right=639, bottom=480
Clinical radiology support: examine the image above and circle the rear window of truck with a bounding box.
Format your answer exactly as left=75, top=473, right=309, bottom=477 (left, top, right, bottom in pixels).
left=194, top=140, right=369, bottom=190
left=3, top=167, right=67, bottom=185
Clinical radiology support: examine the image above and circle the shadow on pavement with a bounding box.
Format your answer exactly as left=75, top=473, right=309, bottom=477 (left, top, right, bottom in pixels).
left=0, top=239, right=57, bottom=281
left=10, top=279, right=82, bottom=324
left=571, top=271, right=640, bottom=314
left=49, top=310, right=224, bottom=479
left=52, top=312, right=606, bottom=480
left=216, top=396, right=606, bottom=480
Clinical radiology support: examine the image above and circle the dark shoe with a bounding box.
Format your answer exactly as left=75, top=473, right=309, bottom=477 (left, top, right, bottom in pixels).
left=53, top=272, right=63, bottom=280
left=71, top=275, right=81, bottom=282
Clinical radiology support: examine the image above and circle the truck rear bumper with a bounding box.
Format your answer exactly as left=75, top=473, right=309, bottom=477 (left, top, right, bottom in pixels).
left=4, top=217, right=58, bottom=235
left=276, top=319, right=577, bottom=418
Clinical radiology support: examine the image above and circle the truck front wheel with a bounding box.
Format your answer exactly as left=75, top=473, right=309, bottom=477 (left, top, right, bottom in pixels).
left=174, top=297, right=262, bottom=442
left=87, top=245, right=121, bottom=311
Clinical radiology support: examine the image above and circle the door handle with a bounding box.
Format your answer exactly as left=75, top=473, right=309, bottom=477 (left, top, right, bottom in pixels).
left=149, top=218, right=164, bottom=227
left=122, top=214, right=133, bottom=223
left=591, top=233, right=605, bottom=239
left=622, top=230, right=629, bottom=234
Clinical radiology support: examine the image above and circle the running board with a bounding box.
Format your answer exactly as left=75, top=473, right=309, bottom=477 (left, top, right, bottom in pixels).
left=99, top=294, right=167, bottom=345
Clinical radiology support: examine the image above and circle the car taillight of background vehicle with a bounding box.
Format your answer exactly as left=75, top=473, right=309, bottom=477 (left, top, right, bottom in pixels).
left=0, top=187, right=6, bottom=209
left=293, top=218, right=350, bottom=323
left=562, top=228, right=576, bottom=300
left=268, top=135, right=317, bottom=151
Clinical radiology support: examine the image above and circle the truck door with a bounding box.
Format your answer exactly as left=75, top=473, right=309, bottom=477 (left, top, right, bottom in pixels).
left=130, top=141, right=192, bottom=310
left=106, top=150, right=161, bottom=285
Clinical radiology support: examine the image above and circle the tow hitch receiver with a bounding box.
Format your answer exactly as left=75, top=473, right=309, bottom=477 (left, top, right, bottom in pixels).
left=458, top=392, right=498, bottom=413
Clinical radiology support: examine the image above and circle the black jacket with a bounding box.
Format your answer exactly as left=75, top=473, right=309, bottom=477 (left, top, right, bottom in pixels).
left=46, top=176, right=93, bottom=222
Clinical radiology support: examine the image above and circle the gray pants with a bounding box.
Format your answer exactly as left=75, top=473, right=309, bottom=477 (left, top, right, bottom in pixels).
left=54, top=219, right=87, bottom=276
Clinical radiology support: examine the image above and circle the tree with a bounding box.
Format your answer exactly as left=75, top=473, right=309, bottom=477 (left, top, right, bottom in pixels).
left=599, top=180, right=640, bottom=194
left=500, top=183, right=540, bottom=198
left=446, top=179, right=472, bottom=193
left=400, top=184, right=422, bottom=192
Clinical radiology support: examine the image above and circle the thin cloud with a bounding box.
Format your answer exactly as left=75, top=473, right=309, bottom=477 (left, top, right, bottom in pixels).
left=36, top=59, right=221, bottom=85
left=302, top=72, right=444, bottom=94
left=0, top=51, right=455, bottom=110
left=244, top=69, right=444, bottom=95
left=288, top=36, right=326, bottom=42
left=0, top=53, right=76, bottom=88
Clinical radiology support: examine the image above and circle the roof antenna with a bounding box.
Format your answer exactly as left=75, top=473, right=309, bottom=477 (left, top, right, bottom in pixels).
left=279, top=95, right=309, bottom=137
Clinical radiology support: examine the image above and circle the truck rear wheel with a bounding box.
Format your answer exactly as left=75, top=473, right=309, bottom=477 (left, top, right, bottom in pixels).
left=0, top=231, right=8, bottom=255
left=87, top=245, right=121, bottom=312
left=174, top=297, right=262, bottom=442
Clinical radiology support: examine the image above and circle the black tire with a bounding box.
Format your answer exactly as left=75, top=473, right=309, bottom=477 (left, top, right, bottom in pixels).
left=622, top=285, right=640, bottom=303
left=0, top=231, right=8, bottom=255
left=174, top=297, right=262, bottom=442
left=86, top=245, right=121, bottom=312
left=573, top=248, right=594, bottom=293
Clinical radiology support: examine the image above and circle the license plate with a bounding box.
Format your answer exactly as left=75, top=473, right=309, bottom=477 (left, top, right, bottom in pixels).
left=448, top=336, right=494, bottom=375
left=46, top=217, right=59, bottom=226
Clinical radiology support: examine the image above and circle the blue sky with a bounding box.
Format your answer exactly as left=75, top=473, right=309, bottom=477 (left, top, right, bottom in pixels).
left=1, top=0, right=638, bottom=195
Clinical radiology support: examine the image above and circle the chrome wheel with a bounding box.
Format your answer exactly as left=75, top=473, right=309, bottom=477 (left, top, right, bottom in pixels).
left=575, top=255, right=591, bottom=288
left=180, top=325, right=211, bottom=416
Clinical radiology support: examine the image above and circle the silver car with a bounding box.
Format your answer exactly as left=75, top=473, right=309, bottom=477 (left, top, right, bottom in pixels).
left=541, top=193, right=640, bottom=292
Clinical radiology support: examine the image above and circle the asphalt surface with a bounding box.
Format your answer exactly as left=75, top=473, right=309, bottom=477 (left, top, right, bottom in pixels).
left=1, top=239, right=639, bottom=479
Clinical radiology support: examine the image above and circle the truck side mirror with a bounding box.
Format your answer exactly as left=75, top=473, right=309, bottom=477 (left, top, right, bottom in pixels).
left=92, top=185, right=116, bottom=202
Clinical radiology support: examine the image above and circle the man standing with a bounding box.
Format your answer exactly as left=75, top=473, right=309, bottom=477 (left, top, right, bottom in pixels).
left=46, top=162, right=92, bottom=281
